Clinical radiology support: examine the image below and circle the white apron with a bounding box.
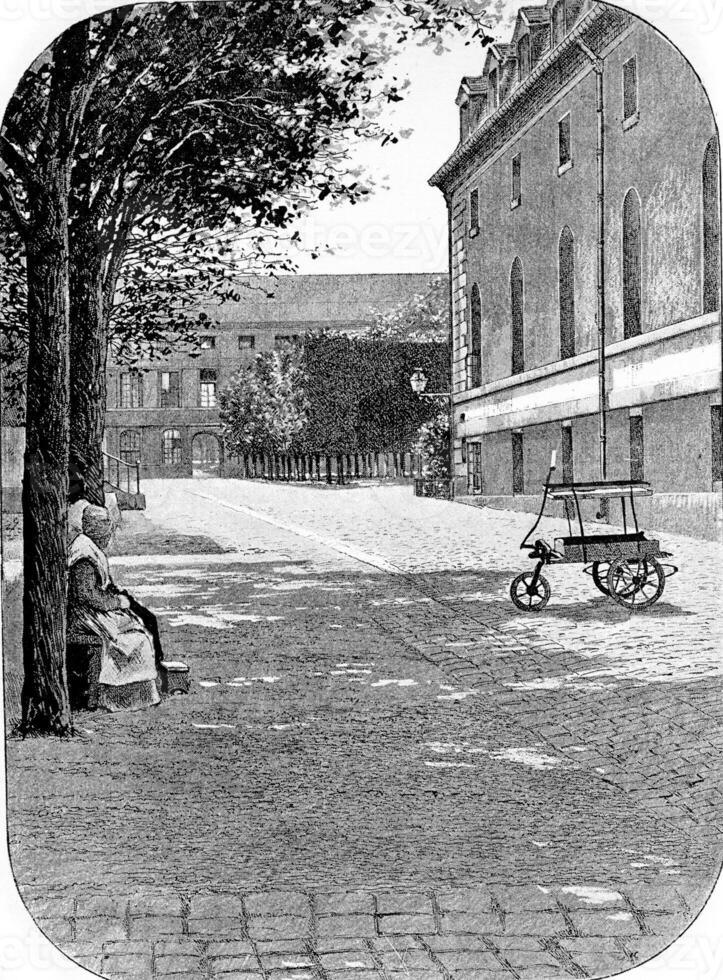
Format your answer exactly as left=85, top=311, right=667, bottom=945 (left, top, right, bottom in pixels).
left=69, top=535, right=158, bottom=688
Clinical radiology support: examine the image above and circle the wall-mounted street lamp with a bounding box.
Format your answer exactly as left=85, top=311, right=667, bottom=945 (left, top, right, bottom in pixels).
left=409, top=368, right=451, bottom=402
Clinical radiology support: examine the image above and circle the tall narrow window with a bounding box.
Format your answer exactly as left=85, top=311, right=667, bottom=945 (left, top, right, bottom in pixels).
left=511, top=154, right=522, bottom=208
left=561, top=424, right=574, bottom=520
left=119, top=430, right=141, bottom=465
left=552, top=0, right=566, bottom=44
left=119, top=372, right=143, bottom=408
left=511, top=258, right=524, bottom=375
left=629, top=415, right=645, bottom=482
left=623, top=188, right=643, bottom=338
left=558, top=114, right=572, bottom=170
left=200, top=368, right=217, bottom=408
left=712, top=406, right=722, bottom=485
left=623, top=56, right=639, bottom=122
left=703, top=137, right=721, bottom=314
left=469, top=188, right=480, bottom=233
left=488, top=68, right=499, bottom=111
left=518, top=35, right=531, bottom=82
left=160, top=370, right=180, bottom=408
left=559, top=226, right=576, bottom=359
left=512, top=432, right=524, bottom=494
left=469, top=284, right=482, bottom=388
left=162, top=429, right=182, bottom=466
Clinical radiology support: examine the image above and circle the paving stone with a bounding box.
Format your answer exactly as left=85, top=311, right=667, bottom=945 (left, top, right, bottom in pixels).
left=315, top=938, right=370, bottom=954
left=245, top=891, right=310, bottom=916
left=555, top=886, right=627, bottom=910
left=435, top=887, right=493, bottom=913
left=102, top=941, right=151, bottom=954
left=377, top=914, right=436, bottom=936
left=76, top=895, right=130, bottom=918
left=317, top=914, right=377, bottom=938
left=254, top=939, right=309, bottom=955
left=624, top=885, right=687, bottom=913
left=370, top=935, right=424, bottom=952
left=319, top=951, right=377, bottom=970
left=570, top=910, right=642, bottom=938
left=641, top=912, right=691, bottom=940
left=206, top=941, right=256, bottom=956
left=75, top=915, right=127, bottom=941
left=323, top=972, right=382, bottom=980
left=491, top=887, right=559, bottom=913
left=502, top=911, right=567, bottom=937
left=377, top=949, right=436, bottom=971
left=315, top=891, right=375, bottom=915
left=188, top=916, right=245, bottom=936
left=129, top=914, right=184, bottom=938
left=435, top=950, right=503, bottom=972
left=260, top=953, right=315, bottom=970
left=568, top=953, right=635, bottom=976
left=376, top=892, right=433, bottom=915
left=559, top=937, right=633, bottom=955
left=424, top=935, right=492, bottom=952
left=216, top=955, right=271, bottom=974
left=24, top=895, right=75, bottom=919
left=247, top=915, right=311, bottom=941
left=35, top=917, right=73, bottom=943
left=155, top=952, right=204, bottom=974
left=101, top=951, right=153, bottom=976
left=440, top=912, right=500, bottom=934
left=191, top=894, right=245, bottom=917
left=129, top=892, right=184, bottom=917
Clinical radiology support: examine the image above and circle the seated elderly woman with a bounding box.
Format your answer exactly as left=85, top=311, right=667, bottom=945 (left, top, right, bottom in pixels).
left=68, top=504, right=164, bottom=712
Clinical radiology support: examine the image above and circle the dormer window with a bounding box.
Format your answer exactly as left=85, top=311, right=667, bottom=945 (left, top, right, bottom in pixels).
left=518, top=35, right=531, bottom=82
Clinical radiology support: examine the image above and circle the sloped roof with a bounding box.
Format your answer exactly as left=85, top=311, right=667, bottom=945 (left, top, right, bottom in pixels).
left=520, top=5, right=551, bottom=25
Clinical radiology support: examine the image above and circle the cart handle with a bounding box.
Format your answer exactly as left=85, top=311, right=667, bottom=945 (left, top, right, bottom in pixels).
left=520, top=450, right=558, bottom=550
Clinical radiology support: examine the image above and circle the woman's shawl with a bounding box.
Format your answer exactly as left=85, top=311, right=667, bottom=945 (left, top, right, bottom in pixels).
left=68, top=533, right=111, bottom=589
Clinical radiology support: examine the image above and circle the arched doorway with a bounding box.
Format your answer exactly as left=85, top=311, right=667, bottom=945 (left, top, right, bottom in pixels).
left=192, top=432, right=222, bottom=478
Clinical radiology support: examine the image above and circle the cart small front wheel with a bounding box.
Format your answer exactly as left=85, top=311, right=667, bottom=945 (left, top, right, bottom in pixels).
left=510, top=572, right=551, bottom=612
left=592, top=562, right=611, bottom=596
left=606, top=556, right=665, bottom=610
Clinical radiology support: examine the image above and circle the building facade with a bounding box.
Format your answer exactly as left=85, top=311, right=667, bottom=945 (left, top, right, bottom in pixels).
left=104, top=273, right=439, bottom=479
left=431, top=1, right=722, bottom=532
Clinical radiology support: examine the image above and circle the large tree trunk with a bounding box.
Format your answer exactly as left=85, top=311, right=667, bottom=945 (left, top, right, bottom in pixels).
left=20, top=25, right=88, bottom=736
left=70, top=221, right=107, bottom=506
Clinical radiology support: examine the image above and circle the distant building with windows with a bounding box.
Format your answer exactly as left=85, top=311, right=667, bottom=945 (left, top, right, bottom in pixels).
left=104, top=273, right=439, bottom=479
left=430, top=0, right=722, bottom=536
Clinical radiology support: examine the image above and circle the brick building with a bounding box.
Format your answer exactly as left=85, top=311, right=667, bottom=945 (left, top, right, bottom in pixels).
left=430, top=0, right=722, bottom=536
left=104, top=273, right=439, bottom=479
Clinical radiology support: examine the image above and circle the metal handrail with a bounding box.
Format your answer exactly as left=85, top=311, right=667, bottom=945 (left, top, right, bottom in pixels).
left=103, top=451, right=140, bottom=494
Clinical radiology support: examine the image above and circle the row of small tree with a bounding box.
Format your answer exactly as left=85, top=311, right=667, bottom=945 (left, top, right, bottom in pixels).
left=0, top=3, right=490, bottom=735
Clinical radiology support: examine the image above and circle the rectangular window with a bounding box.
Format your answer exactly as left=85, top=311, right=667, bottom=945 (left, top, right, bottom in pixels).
left=200, top=368, right=217, bottom=408
left=623, top=56, right=638, bottom=122
left=200, top=336, right=216, bottom=349
left=489, top=68, right=499, bottom=110
left=119, top=372, right=143, bottom=409
left=238, top=335, right=256, bottom=350
left=511, top=154, right=522, bottom=208
left=629, top=415, right=645, bottom=482
left=469, top=188, right=480, bottom=233
left=558, top=114, right=572, bottom=170
left=468, top=442, right=483, bottom=495
left=712, top=405, right=722, bottom=485
left=512, top=432, right=524, bottom=494
left=159, top=370, right=180, bottom=408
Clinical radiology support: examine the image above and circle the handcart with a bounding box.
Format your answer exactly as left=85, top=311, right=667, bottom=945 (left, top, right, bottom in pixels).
left=510, top=451, right=677, bottom=612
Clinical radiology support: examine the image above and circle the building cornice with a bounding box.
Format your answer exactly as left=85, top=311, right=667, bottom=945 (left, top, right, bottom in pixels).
left=429, top=3, right=616, bottom=191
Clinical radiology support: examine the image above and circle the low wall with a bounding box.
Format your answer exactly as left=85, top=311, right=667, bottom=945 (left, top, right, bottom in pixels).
left=458, top=492, right=723, bottom=543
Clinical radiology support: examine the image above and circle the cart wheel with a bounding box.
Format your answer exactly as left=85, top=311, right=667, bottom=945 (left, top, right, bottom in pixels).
left=592, top=562, right=611, bottom=596
left=606, top=556, right=665, bottom=610
left=510, top=572, right=551, bottom=612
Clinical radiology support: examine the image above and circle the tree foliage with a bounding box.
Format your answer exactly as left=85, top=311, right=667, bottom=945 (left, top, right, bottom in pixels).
left=362, top=274, right=449, bottom=342
left=414, top=410, right=450, bottom=478
left=220, top=348, right=310, bottom=456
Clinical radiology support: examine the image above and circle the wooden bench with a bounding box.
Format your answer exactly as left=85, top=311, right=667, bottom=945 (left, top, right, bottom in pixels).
left=67, top=634, right=191, bottom=701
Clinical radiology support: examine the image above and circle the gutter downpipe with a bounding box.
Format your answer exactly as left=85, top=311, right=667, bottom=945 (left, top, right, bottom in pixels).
left=578, top=37, right=609, bottom=497
left=444, top=190, right=456, bottom=498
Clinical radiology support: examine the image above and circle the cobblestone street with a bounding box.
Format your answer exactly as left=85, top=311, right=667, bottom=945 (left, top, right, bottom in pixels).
left=4, top=480, right=723, bottom=980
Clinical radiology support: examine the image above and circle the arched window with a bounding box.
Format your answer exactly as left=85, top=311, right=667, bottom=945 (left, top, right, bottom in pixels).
left=469, top=284, right=482, bottom=388
left=703, top=137, right=721, bottom=314
left=622, top=189, right=642, bottom=339
left=162, top=429, right=182, bottom=466
left=511, top=258, right=525, bottom=375
left=119, top=430, right=141, bottom=465
left=559, top=226, right=576, bottom=359
left=518, top=35, right=531, bottom=82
